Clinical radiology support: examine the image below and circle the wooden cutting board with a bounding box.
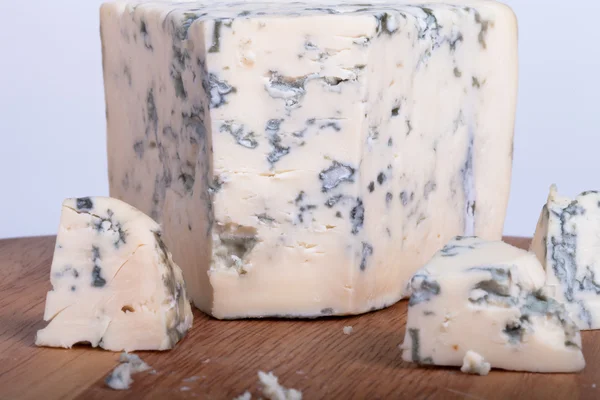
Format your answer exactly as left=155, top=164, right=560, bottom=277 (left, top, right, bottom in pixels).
left=0, top=236, right=598, bottom=400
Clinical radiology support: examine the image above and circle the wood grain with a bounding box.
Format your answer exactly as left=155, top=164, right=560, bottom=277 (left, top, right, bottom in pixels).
left=0, top=236, right=598, bottom=400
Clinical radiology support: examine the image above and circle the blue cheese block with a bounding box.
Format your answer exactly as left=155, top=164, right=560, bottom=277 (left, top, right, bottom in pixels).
left=35, top=197, right=193, bottom=351
left=401, top=237, right=585, bottom=373
left=101, top=1, right=518, bottom=318
left=531, top=185, right=600, bottom=330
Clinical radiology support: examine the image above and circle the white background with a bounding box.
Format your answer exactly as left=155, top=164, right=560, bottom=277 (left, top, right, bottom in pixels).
left=0, top=0, right=598, bottom=239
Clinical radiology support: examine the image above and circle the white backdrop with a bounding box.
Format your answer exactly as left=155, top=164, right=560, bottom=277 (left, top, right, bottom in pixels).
left=1, top=0, right=598, bottom=239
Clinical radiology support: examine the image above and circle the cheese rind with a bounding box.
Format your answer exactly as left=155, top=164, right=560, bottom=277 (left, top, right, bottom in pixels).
left=101, top=1, right=517, bottom=318
left=531, top=185, right=600, bottom=330
left=401, top=237, right=585, bottom=373
left=35, top=197, right=193, bottom=351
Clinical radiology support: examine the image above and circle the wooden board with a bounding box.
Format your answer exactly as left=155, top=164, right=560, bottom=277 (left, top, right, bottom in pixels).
left=1, top=236, right=599, bottom=400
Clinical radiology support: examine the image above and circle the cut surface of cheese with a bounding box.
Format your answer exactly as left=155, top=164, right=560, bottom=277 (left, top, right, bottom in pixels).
left=101, top=0, right=517, bottom=318
left=35, top=197, right=193, bottom=351
left=401, top=236, right=585, bottom=373
left=531, top=185, right=600, bottom=330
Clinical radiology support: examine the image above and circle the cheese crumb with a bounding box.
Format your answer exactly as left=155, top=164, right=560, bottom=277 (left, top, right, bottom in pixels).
left=105, top=352, right=151, bottom=390
left=343, top=326, right=353, bottom=335
left=180, top=386, right=191, bottom=392
left=119, top=352, right=151, bottom=373
left=233, top=391, right=252, bottom=400
left=258, top=371, right=302, bottom=400
left=460, top=351, right=491, bottom=376
left=105, top=363, right=133, bottom=390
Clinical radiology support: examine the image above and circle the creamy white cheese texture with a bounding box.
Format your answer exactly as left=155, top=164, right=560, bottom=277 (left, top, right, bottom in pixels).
left=234, top=392, right=253, bottom=400
left=401, top=236, right=585, bottom=373
left=460, top=351, right=491, bottom=376
left=35, top=197, right=193, bottom=351
left=258, top=371, right=302, bottom=400
left=234, top=371, right=302, bottom=400
left=101, top=1, right=517, bottom=318
left=531, top=185, right=600, bottom=330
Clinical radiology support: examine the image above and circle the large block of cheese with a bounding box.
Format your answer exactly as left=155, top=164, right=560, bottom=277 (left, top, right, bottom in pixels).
left=401, top=237, right=585, bottom=373
left=101, top=1, right=518, bottom=318
left=36, top=197, right=193, bottom=351
left=531, top=185, right=600, bottom=330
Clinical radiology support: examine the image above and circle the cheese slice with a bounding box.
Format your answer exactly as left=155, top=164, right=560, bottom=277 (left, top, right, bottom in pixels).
left=35, top=197, right=193, bottom=351
left=401, top=236, right=585, bottom=373
left=101, top=1, right=517, bottom=318
left=531, top=185, right=600, bottom=330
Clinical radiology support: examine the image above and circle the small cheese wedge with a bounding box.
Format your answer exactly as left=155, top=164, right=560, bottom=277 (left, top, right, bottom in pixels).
left=531, top=185, right=600, bottom=330
left=401, top=236, right=585, bottom=373
left=35, top=197, right=193, bottom=351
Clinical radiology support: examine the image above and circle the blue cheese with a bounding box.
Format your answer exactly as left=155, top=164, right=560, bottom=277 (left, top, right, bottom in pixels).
left=531, top=185, right=600, bottom=330
left=105, top=363, right=134, bottom=391
left=235, top=371, right=302, bottom=400
left=35, top=197, right=193, bottom=351
left=105, top=352, right=152, bottom=390
left=402, top=237, right=585, bottom=373
left=460, top=351, right=491, bottom=376
left=258, top=371, right=302, bottom=400
left=234, top=392, right=253, bottom=400
left=101, top=1, right=517, bottom=318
